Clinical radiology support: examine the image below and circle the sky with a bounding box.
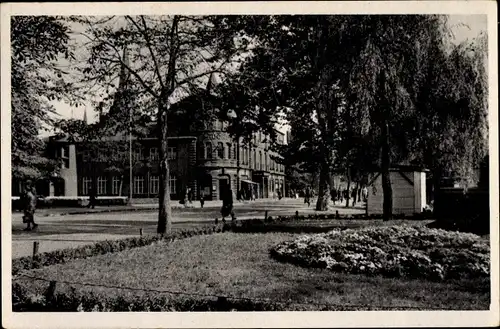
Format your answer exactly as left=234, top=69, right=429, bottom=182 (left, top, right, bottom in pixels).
left=46, top=14, right=488, bottom=135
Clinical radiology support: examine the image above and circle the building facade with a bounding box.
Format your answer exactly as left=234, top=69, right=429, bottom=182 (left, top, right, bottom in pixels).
left=43, top=119, right=286, bottom=201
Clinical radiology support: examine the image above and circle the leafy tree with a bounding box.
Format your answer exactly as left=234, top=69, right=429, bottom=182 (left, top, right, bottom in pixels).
left=77, top=15, right=251, bottom=234
left=11, top=16, right=76, bottom=181
left=230, top=15, right=486, bottom=221
left=408, top=33, right=488, bottom=195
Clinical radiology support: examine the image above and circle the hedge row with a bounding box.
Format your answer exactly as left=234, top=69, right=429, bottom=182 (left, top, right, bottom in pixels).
left=12, top=280, right=425, bottom=312
left=12, top=225, right=227, bottom=276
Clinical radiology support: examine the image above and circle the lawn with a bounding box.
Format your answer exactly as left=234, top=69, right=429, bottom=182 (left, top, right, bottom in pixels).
left=15, top=231, right=490, bottom=311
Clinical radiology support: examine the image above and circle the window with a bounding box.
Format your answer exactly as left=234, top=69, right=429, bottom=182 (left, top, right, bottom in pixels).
left=253, top=150, right=257, bottom=169
left=82, top=177, right=92, bottom=195
left=265, top=153, right=268, bottom=171
left=134, top=147, right=143, bottom=161
left=82, top=150, right=90, bottom=162
left=259, top=151, right=262, bottom=170
left=169, top=175, right=177, bottom=195
left=97, top=176, right=107, bottom=195
left=149, top=147, right=159, bottom=161
left=62, top=145, right=69, bottom=158
left=217, top=142, right=224, bottom=159
left=112, top=177, right=121, bottom=195
left=234, top=147, right=238, bottom=160
left=227, top=143, right=232, bottom=159
left=167, top=146, right=177, bottom=160
left=205, top=143, right=212, bottom=159
left=133, top=176, right=144, bottom=195
left=150, top=175, right=159, bottom=195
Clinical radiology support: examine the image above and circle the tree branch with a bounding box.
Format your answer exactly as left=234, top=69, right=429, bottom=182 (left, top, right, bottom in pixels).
left=126, top=15, right=166, bottom=90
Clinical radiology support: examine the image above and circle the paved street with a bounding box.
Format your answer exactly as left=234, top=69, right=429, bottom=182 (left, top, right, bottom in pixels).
left=10, top=198, right=365, bottom=258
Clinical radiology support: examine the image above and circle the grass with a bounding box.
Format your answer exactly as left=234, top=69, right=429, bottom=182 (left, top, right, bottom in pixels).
left=16, top=231, right=490, bottom=311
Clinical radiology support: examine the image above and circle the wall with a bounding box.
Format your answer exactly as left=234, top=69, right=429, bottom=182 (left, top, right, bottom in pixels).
left=367, top=170, right=426, bottom=216
left=59, top=144, right=78, bottom=197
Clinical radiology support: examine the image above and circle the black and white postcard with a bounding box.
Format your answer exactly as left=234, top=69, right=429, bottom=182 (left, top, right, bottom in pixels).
left=1, top=1, right=498, bottom=328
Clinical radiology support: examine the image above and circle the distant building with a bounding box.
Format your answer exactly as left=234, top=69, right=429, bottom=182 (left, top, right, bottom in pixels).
left=37, top=120, right=286, bottom=201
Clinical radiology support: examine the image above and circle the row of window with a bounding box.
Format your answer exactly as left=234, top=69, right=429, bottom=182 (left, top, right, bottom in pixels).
left=81, top=147, right=177, bottom=162
left=81, top=175, right=177, bottom=195
left=203, top=142, right=237, bottom=160
left=208, top=120, right=286, bottom=147
left=202, top=143, right=284, bottom=173
left=80, top=144, right=284, bottom=173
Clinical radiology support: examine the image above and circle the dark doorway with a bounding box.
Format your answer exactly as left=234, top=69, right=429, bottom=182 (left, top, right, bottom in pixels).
left=198, top=174, right=213, bottom=201
left=219, top=178, right=229, bottom=200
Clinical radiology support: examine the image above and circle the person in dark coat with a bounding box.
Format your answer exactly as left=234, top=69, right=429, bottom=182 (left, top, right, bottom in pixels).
left=304, top=187, right=311, bottom=207
left=22, top=183, right=38, bottom=231
left=331, top=187, right=337, bottom=203
left=88, top=187, right=97, bottom=209
left=199, top=190, right=205, bottom=208
left=221, top=187, right=235, bottom=221
left=187, top=188, right=193, bottom=204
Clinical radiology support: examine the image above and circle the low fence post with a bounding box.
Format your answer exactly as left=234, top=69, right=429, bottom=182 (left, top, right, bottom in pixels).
left=264, top=210, right=268, bottom=221
left=45, top=280, right=57, bottom=302
left=32, top=241, right=39, bottom=257
left=32, top=241, right=40, bottom=269
left=295, top=211, right=299, bottom=221
left=139, top=228, right=143, bottom=236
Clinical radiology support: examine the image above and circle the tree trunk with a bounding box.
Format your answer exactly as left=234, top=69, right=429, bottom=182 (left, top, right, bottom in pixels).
left=315, top=159, right=330, bottom=211
left=345, top=168, right=351, bottom=208
left=157, top=100, right=172, bottom=235
left=236, top=136, right=240, bottom=199
left=381, top=120, right=393, bottom=221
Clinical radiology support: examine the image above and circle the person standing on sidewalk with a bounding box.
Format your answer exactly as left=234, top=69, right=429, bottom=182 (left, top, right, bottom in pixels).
left=199, top=190, right=205, bottom=209
left=22, top=182, right=38, bottom=231
left=187, top=187, right=193, bottom=205
left=88, top=187, right=97, bottom=209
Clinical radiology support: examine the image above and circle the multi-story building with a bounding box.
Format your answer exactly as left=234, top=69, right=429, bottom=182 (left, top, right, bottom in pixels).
left=41, top=117, right=287, bottom=201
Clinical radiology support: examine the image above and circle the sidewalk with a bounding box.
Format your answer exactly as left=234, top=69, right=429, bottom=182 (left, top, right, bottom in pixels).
left=12, top=198, right=294, bottom=217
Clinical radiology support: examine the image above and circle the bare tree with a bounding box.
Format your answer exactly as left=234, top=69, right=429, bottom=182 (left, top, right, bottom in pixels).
left=77, top=15, right=250, bottom=233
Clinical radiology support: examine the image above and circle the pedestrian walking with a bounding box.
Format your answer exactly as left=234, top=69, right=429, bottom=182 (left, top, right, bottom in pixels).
left=88, top=187, right=97, bottom=209
left=304, top=187, right=311, bottom=207
left=331, top=187, right=337, bottom=203
left=362, top=186, right=368, bottom=202
left=187, top=188, right=193, bottom=204
left=351, top=187, right=357, bottom=207
left=221, top=186, right=235, bottom=221
left=22, top=182, right=38, bottom=231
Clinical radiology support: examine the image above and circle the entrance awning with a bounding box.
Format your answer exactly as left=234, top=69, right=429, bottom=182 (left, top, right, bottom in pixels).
left=241, top=179, right=259, bottom=185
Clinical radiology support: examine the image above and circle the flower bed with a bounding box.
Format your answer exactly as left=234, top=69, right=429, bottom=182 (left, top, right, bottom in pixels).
left=270, top=226, right=490, bottom=281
